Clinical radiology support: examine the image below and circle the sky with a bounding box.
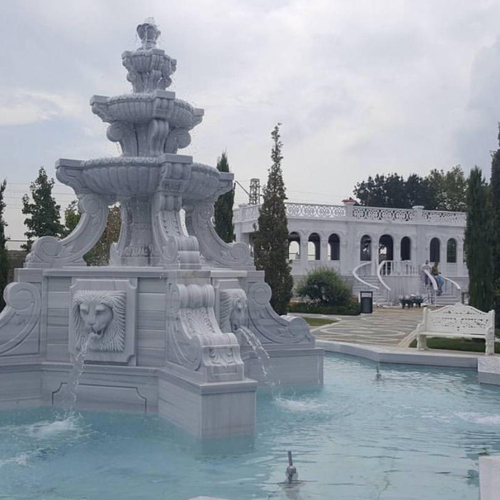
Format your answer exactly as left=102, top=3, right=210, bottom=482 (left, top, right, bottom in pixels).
left=2, top=0, right=500, bottom=245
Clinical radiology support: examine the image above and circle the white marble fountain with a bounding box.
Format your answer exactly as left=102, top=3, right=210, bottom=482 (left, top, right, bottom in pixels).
left=0, top=22, right=323, bottom=438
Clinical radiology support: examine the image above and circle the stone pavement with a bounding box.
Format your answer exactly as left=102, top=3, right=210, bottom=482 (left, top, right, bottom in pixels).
left=310, top=307, right=423, bottom=347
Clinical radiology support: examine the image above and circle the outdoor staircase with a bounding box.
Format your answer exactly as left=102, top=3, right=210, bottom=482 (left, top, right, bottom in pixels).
left=352, top=275, right=390, bottom=305
left=419, top=280, right=461, bottom=307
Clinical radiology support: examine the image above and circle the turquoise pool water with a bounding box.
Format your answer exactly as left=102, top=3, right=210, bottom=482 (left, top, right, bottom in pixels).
left=1, top=354, right=499, bottom=500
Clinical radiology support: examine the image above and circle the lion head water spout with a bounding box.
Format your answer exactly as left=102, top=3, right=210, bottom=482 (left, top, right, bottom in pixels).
left=73, top=290, right=126, bottom=352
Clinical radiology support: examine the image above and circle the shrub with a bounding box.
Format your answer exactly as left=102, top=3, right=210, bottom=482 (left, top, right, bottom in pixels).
left=296, top=267, right=352, bottom=307
left=289, top=301, right=360, bottom=316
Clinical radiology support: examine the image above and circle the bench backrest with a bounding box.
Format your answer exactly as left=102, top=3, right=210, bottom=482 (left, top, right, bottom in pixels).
left=424, top=303, right=494, bottom=336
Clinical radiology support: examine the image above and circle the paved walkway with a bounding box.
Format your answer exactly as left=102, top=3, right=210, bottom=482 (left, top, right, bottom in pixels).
left=309, top=308, right=423, bottom=347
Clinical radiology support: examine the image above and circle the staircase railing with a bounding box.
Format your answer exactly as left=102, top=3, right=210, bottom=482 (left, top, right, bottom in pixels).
left=422, top=269, right=438, bottom=305
left=352, top=262, right=379, bottom=291
left=442, top=275, right=461, bottom=295
left=376, top=260, right=392, bottom=293
left=376, top=260, right=421, bottom=294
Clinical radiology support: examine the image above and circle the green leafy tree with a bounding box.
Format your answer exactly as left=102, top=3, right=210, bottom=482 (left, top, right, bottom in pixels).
left=253, top=124, right=293, bottom=315
left=427, top=166, right=468, bottom=211
left=214, top=151, right=235, bottom=243
left=0, top=179, right=9, bottom=312
left=64, top=202, right=121, bottom=266
left=353, top=167, right=468, bottom=210
left=22, top=167, right=64, bottom=251
left=490, top=125, right=500, bottom=323
left=465, top=167, right=494, bottom=312
left=296, top=268, right=352, bottom=307
left=63, top=200, right=80, bottom=236
left=354, top=173, right=418, bottom=208
left=405, top=173, right=437, bottom=209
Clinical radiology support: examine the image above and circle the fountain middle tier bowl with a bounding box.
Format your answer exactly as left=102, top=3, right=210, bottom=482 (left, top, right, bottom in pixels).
left=91, top=92, right=204, bottom=130
left=58, top=157, right=231, bottom=199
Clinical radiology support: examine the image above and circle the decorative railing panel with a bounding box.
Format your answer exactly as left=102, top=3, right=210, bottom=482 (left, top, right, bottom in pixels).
left=286, top=203, right=346, bottom=219
left=234, top=203, right=466, bottom=226
left=351, top=206, right=415, bottom=222
left=421, top=210, right=466, bottom=226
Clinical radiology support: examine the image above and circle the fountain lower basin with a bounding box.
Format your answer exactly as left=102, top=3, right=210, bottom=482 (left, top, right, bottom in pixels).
left=0, top=354, right=498, bottom=500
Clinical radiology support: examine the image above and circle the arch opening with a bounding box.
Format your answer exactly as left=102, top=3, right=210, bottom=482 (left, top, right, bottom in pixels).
left=447, top=238, right=457, bottom=263
left=378, top=234, right=394, bottom=262
left=308, top=233, right=320, bottom=261
left=360, top=235, right=372, bottom=261
left=401, top=236, right=411, bottom=261
left=430, top=238, right=440, bottom=264
left=288, top=232, right=301, bottom=260
left=328, top=234, right=340, bottom=261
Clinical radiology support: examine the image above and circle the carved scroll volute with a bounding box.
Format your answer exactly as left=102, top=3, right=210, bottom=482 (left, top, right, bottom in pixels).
left=24, top=194, right=110, bottom=269
left=166, top=283, right=244, bottom=382
left=0, top=282, right=41, bottom=356
left=151, top=192, right=201, bottom=268
left=164, top=128, right=191, bottom=154
left=184, top=201, right=253, bottom=269
left=106, top=122, right=137, bottom=156
left=244, top=280, right=315, bottom=346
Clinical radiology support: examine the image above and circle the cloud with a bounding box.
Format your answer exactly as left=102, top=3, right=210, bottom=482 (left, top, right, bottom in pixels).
left=2, top=0, right=500, bottom=242
left=0, top=89, right=87, bottom=126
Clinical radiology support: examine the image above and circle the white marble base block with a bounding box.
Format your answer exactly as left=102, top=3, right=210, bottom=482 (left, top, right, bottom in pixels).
left=158, top=370, right=257, bottom=438
left=243, top=347, right=324, bottom=386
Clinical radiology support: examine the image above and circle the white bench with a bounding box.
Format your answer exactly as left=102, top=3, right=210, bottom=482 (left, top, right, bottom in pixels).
left=415, top=303, right=495, bottom=355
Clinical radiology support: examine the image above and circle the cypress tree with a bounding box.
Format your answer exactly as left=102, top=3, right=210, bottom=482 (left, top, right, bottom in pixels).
left=0, top=179, right=9, bottom=312
left=253, top=124, right=293, bottom=315
left=22, top=167, right=65, bottom=251
left=490, top=124, right=500, bottom=322
left=465, top=167, right=493, bottom=312
left=214, top=151, right=235, bottom=243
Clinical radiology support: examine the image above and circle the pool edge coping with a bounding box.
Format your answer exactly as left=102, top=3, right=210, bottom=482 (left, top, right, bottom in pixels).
left=316, top=340, right=500, bottom=386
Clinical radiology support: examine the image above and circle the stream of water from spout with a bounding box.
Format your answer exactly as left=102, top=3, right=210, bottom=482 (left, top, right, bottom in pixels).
left=61, top=335, right=95, bottom=415
left=238, top=327, right=277, bottom=390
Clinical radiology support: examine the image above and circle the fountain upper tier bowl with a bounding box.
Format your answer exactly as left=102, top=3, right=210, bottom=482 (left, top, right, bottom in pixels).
left=56, top=155, right=232, bottom=199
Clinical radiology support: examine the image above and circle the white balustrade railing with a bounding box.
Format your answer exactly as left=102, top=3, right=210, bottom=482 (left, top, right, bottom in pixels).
left=234, top=203, right=466, bottom=226
left=286, top=203, right=346, bottom=219
left=379, top=260, right=420, bottom=277
left=352, top=262, right=379, bottom=291
left=352, top=206, right=415, bottom=223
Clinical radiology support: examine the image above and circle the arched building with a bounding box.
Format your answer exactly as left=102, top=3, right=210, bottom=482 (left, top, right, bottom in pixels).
left=234, top=199, right=467, bottom=305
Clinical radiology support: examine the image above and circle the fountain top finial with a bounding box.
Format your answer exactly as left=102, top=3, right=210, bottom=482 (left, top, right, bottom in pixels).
left=137, top=18, right=161, bottom=50
left=121, top=20, right=177, bottom=92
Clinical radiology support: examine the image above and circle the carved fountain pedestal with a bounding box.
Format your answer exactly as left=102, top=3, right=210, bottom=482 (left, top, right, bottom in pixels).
left=0, top=22, right=323, bottom=438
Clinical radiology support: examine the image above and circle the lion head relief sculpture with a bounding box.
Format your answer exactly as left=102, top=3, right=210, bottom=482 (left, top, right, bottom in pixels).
left=219, top=289, right=248, bottom=334
left=72, top=290, right=126, bottom=352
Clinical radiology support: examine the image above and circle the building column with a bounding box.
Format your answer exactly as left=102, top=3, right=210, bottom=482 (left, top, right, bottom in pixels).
left=394, top=237, right=401, bottom=263
left=300, top=233, right=309, bottom=274
left=457, top=239, right=465, bottom=276
left=320, top=234, right=329, bottom=263
left=371, top=233, right=379, bottom=275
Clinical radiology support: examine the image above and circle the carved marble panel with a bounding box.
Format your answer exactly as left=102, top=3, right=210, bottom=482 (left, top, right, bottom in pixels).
left=69, top=279, right=137, bottom=364
left=0, top=282, right=41, bottom=357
